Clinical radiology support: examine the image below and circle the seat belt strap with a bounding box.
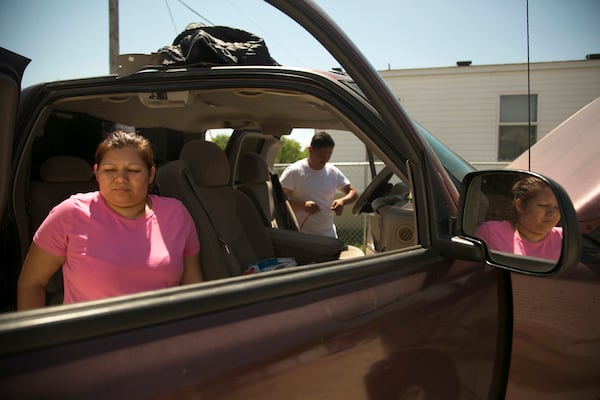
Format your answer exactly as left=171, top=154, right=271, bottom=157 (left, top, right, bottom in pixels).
left=183, top=172, right=241, bottom=274
left=270, top=173, right=299, bottom=231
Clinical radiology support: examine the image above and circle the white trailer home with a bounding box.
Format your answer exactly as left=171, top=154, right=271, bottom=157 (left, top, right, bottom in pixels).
left=379, top=57, right=600, bottom=169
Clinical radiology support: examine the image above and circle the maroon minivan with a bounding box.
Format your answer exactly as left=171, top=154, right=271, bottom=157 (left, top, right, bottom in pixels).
left=0, top=1, right=598, bottom=399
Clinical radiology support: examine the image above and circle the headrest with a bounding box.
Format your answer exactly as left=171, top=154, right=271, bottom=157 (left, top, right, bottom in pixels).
left=180, top=140, right=230, bottom=187
left=236, top=153, right=270, bottom=183
left=40, top=156, right=93, bottom=182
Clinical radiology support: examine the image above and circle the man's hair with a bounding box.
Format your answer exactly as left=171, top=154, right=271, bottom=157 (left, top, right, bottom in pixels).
left=310, top=131, right=335, bottom=149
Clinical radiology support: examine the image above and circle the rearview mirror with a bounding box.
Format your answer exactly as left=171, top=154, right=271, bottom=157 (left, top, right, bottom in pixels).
left=457, top=170, right=581, bottom=275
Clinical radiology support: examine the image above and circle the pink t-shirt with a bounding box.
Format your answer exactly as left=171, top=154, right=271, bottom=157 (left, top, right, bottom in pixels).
left=475, top=219, right=562, bottom=260
left=34, top=192, right=199, bottom=304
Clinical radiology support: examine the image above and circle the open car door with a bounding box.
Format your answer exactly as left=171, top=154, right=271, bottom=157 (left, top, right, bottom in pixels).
left=0, top=48, right=29, bottom=309
left=0, top=47, right=28, bottom=226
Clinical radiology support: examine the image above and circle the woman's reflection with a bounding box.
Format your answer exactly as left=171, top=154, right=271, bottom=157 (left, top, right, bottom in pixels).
left=476, top=176, right=562, bottom=260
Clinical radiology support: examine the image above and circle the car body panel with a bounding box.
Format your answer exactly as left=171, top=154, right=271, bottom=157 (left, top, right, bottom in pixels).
left=505, top=267, right=600, bottom=399
left=0, top=254, right=506, bottom=399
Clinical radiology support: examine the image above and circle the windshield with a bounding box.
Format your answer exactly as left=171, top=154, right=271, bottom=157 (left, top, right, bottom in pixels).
left=340, top=79, right=475, bottom=186
left=416, top=123, right=475, bottom=185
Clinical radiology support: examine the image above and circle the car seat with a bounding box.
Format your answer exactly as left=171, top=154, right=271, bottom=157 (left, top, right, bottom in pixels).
left=234, top=152, right=276, bottom=226
left=156, top=141, right=358, bottom=280
left=234, top=152, right=299, bottom=231
left=29, top=155, right=97, bottom=305
left=156, top=141, right=277, bottom=279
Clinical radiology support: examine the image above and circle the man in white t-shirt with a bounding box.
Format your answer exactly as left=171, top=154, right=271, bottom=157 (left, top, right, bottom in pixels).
left=280, top=131, right=357, bottom=238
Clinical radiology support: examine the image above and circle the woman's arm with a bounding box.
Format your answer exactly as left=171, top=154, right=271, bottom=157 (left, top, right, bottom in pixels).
left=180, top=253, right=202, bottom=285
left=17, top=243, right=64, bottom=310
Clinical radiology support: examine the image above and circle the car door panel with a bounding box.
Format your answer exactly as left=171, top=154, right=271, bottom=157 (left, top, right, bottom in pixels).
left=506, top=266, right=600, bottom=398
left=0, top=48, right=29, bottom=313
left=0, top=252, right=506, bottom=399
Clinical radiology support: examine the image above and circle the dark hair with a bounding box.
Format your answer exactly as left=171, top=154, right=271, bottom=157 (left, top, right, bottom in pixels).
left=508, top=176, right=550, bottom=223
left=512, top=176, right=548, bottom=205
left=95, top=130, right=154, bottom=170
left=310, top=131, right=335, bottom=149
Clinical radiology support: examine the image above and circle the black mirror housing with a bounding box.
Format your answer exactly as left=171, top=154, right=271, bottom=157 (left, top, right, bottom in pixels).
left=455, top=170, right=581, bottom=276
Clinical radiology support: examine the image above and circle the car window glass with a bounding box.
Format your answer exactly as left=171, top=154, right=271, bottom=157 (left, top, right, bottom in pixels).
left=416, top=123, right=475, bottom=185
left=273, top=130, right=417, bottom=255
left=14, top=80, right=420, bottom=310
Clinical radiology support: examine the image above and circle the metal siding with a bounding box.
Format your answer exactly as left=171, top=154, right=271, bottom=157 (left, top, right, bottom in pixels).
left=329, top=130, right=366, bottom=191
left=380, top=60, right=600, bottom=167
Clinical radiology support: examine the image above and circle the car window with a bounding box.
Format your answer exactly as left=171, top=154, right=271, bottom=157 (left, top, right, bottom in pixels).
left=9, top=80, right=421, bottom=310
left=335, top=79, right=473, bottom=186
left=415, top=123, right=475, bottom=185
left=270, top=129, right=416, bottom=254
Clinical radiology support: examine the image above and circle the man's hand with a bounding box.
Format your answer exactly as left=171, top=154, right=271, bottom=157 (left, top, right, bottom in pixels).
left=331, top=199, right=345, bottom=215
left=330, top=184, right=357, bottom=216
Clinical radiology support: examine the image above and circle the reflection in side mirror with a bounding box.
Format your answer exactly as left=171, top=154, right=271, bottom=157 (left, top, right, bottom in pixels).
left=458, top=170, right=581, bottom=275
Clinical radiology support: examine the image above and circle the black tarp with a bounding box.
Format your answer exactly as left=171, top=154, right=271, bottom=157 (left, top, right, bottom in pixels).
left=158, top=22, right=279, bottom=67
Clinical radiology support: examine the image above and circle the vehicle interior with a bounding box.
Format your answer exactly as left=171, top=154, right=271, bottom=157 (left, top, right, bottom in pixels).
left=11, top=83, right=419, bottom=305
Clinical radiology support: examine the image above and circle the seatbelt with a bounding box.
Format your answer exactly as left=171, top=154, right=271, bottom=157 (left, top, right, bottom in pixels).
left=270, top=173, right=299, bottom=231
left=183, top=172, right=242, bottom=276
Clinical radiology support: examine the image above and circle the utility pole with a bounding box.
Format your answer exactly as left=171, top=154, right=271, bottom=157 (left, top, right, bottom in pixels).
left=109, top=0, right=119, bottom=74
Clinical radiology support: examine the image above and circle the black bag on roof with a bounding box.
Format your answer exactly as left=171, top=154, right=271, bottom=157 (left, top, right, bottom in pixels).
left=158, top=22, right=279, bottom=67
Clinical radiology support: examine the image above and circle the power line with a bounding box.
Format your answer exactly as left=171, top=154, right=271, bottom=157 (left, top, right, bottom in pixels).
left=164, top=0, right=178, bottom=34
left=176, top=0, right=215, bottom=25
left=223, top=0, right=304, bottom=66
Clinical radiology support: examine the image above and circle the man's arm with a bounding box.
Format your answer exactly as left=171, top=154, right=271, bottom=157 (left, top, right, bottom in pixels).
left=283, top=188, right=321, bottom=214
left=331, top=184, right=358, bottom=215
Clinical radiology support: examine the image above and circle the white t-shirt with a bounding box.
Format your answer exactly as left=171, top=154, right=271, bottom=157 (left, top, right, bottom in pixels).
left=280, top=159, right=350, bottom=237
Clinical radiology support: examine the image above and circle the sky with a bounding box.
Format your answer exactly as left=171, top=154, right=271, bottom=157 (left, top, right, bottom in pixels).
left=1, top=0, right=599, bottom=89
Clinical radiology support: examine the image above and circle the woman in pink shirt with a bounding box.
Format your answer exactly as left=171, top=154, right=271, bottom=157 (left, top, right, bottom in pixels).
left=476, top=176, right=562, bottom=260
left=17, top=131, right=202, bottom=309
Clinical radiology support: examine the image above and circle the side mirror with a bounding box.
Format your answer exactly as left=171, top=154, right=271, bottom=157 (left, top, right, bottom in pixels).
left=456, top=170, right=581, bottom=276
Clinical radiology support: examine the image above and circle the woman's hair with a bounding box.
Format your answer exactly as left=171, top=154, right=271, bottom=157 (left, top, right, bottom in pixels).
left=310, top=131, right=335, bottom=149
left=95, top=130, right=154, bottom=170
left=511, top=176, right=548, bottom=205
left=507, top=176, right=549, bottom=223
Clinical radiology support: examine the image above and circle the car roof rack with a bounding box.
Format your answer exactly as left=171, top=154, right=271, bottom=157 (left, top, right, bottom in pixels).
left=116, top=53, right=166, bottom=77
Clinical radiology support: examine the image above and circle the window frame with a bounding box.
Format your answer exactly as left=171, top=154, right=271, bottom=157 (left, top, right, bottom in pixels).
left=497, top=94, right=538, bottom=162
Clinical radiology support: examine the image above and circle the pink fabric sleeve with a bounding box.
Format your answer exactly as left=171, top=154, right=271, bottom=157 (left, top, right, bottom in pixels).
left=474, top=220, right=514, bottom=253
left=33, top=197, right=73, bottom=257
left=474, top=221, right=495, bottom=244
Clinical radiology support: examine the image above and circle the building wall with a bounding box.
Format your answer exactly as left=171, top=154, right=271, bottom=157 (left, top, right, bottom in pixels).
left=379, top=59, right=600, bottom=169
left=328, top=130, right=369, bottom=191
